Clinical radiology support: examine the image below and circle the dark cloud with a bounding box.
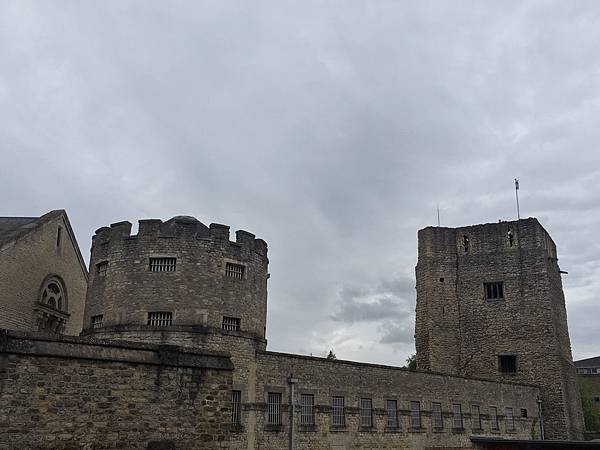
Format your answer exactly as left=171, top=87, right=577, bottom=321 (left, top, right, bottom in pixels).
left=1, top=1, right=599, bottom=365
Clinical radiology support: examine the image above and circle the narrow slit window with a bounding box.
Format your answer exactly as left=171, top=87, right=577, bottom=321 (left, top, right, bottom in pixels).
left=147, top=311, right=173, bottom=327
left=432, top=402, right=443, bottom=429
left=331, top=396, right=345, bottom=426
left=463, top=235, right=470, bottom=252
left=231, top=390, right=242, bottom=426
left=300, top=394, right=314, bottom=426
left=505, top=407, right=515, bottom=430
left=471, top=405, right=482, bottom=430
left=410, top=401, right=421, bottom=429
left=490, top=406, right=499, bottom=430
left=267, top=392, right=282, bottom=425
left=386, top=400, right=399, bottom=429
left=484, top=282, right=504, bottom=300
left=360, top=398, right=373, bottom=428
left=56, top=226, right=62, bottom=248
left=452, top=403, right=463, bottom=429
left=222, top=316, right=241, bottom=331
left=225, top=262, right=245, bottom=279
left=91, top=314, right=103, bottom=329
left=149, top=257, right=176, bottom=272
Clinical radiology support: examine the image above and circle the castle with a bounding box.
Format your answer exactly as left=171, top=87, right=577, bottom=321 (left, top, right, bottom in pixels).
left=0, top=213, right=588, bottom=449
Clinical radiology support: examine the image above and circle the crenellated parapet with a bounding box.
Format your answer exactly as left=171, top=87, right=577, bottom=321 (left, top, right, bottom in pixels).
left=91, top=216, right=268, bottom=257
left=83, top=215, right=269, bottom=349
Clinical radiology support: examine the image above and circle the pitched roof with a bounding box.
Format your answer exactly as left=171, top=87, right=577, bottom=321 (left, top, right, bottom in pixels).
left=0, top=210, right=88, bottom=278
left=575, top=356, right=600, bottom=368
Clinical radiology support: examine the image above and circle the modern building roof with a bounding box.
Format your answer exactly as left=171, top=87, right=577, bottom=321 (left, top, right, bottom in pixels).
left=575, top=357, right=600, bottom=368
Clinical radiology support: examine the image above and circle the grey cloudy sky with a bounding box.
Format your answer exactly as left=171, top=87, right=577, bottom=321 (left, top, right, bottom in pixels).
left=2, top=1, right=600, bottom=365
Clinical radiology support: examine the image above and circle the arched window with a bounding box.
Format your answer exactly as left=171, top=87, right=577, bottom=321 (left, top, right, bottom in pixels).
left=41, top=280, right=65, bottom=310
left=34, top=276, right=70, bottom=333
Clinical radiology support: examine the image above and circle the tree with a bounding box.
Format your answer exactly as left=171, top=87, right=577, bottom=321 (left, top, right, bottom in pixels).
left=326, top=350, right=337, bottom=360
left=579, top=378, right=600, bottom=432
left=404, top=353, right=417, bottom=371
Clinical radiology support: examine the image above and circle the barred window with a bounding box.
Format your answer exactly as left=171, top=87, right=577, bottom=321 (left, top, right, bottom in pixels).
left=267, top=392, right=282, bottom=425
left=149, top=257, right=176, bottom=272
left=490, top=406, right=499, bottom=430
left=471, top=405, right=482, bottom=430
left=505, top=407, right=515, bottom=430
left=300, top=394, right=314, bottom=426
left=96, top=262, right=108, bottom=277
left=432, top=402, right=443, bottom=429
left=231, top=390, right=242, bottom=426
left=331, top=396, right=345, bottom=426
left=386, top=400, right=399, bottom=429
left=91, top=314, right=103, bottom=329
left=222, top=316, right=241, bottom=331
left=225, top=262, right=245, bottom=279
left=484, top=281, right=504, bottom=300
left=499, top=354, right=517, bottom=374
left=410, top=401, right=421, bottom=429
left=360, top=398, right=373, bottom=428
left=452, top=403, right=463, bottom=429
left=147, top=311, right=173, bottom=327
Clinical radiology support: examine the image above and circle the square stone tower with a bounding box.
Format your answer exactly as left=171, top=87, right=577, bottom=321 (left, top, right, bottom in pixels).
left=415, top=218, right=584, bottom=440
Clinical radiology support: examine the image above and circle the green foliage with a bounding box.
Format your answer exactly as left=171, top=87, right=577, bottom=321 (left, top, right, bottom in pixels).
left=579, top=378, right=600, bottom=432
left=404, top=353, right=417, bottom=371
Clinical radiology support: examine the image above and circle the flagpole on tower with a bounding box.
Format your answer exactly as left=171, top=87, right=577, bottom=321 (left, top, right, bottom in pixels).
left=515, top=178, right=520, bottom=220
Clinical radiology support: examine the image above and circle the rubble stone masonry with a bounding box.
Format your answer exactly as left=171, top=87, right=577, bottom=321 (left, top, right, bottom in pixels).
left=0, top=330, right=234, bottom=450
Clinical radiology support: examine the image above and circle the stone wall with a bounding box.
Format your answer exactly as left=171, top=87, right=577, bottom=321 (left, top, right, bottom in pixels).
left=247, top=351, right=540, bottom=450
left=0, top=212, right=87, bottom=335
left=0, top=329, right=234, bottom=450
left=415, top=219, right=584, bottom=440
left=84, top=216, right=268, bottom=341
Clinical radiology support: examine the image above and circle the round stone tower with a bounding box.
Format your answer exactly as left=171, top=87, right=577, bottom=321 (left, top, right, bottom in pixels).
left=82, top=215, right=268, bottom=352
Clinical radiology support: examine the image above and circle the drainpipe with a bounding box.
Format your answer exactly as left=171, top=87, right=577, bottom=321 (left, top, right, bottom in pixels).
left=537, top=399, right=545, bottom=440
left=288, top=374, right=298, bottom=450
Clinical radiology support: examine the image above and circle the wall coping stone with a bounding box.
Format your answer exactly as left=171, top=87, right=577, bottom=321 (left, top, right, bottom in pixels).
left=258, top=350, right=540, bottom=389
left=0, top=328, right=234, bottom=370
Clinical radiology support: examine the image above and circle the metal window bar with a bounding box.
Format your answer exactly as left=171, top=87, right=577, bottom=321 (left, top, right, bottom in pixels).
left=360, top=398, right=373, bottom=428
left=452, top=404, right=463, bottom=429
left=149, top=257, right=176, bottom=272
left=485, top=282, right=504, bottom=299
left=432, top=402, right=443, bottom=429
left=505, top=407, right=515, bottom=430
left=97, top=262, right=108, bottom=277
left=222, top=317, right=240, bottom=331
left=410, top=401, right=421, bottom=428
left=225, top=262, right=245, bottom=279
left=147, top=312, right=173, bottom=327
left=231, top=390, right=242, bottom=426
left=91, top=315, right=103, bottom=329
left=490, top=406, right=499, bottom=430
left=386, top=400, right=398, bottom=428
left=471, top=405, right=481, bottom=430
left=267, top=392, right=282, bottom=425
left=331, top=396, right=345, bottom=426
left=300, top=394, right=314, bottom=425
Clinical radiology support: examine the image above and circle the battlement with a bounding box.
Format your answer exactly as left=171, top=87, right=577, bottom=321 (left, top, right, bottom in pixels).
left=85, top=215, right=269, bottom=344
left=418, top=217, right=556, bottom=259
left=92, top=215, right=267, bottom=256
